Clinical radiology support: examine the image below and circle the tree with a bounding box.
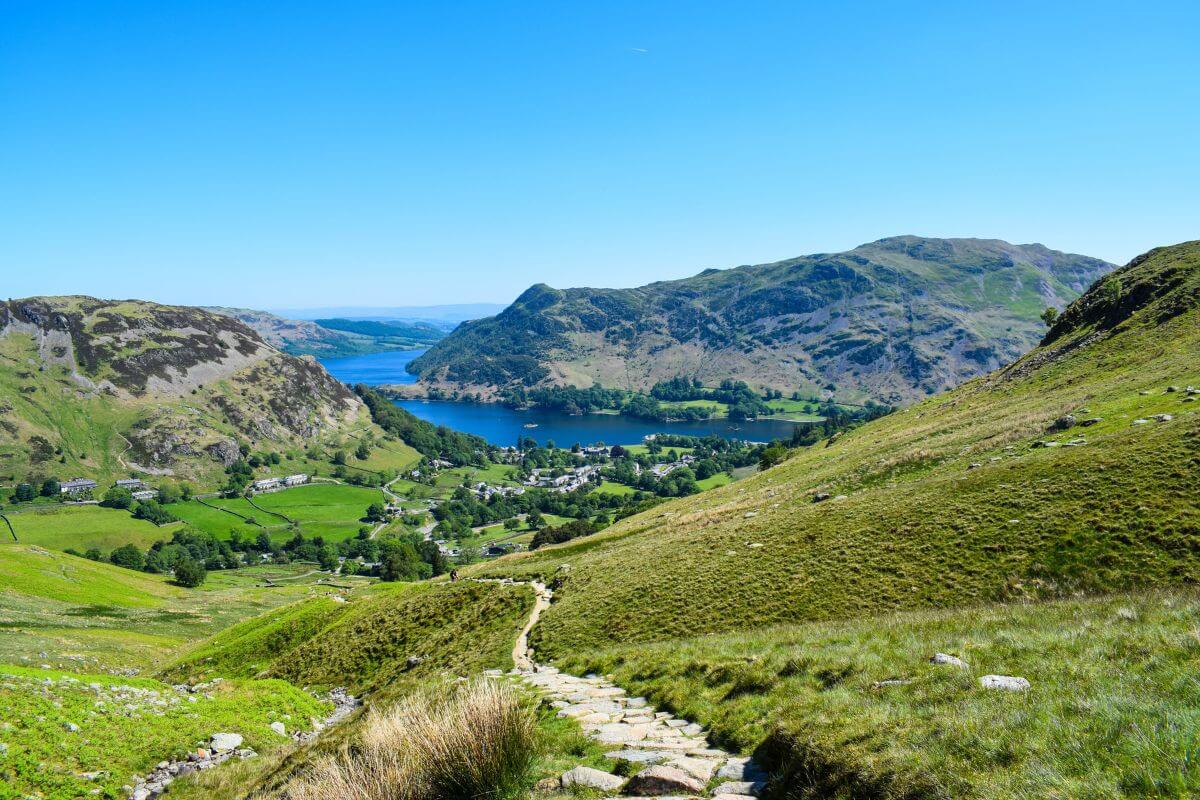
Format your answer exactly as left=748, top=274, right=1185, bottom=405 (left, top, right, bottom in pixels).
left=317, top=545, right=339, bottom=572
left=503, top=517, right=521, bottom=531
left=355, top=442, right=371, bottom=460
left=1040, top=306, right=1059, bottom=327
left=109, top=544, right=146, bottom=571
left=14, top=483, right=35, bottom=502
left=84, top=547, right=104, bottom=561
left=365, top=502, right=388, bottom=522
left=173, top=558, right=207, bottom=588
left=101, top=486, right=134, bottom=509
left=156, top=483, right=183, bottom=505
left=40, top=478, right=60, bottom=497
left=332, top=450, right=348, bottom=466
left=759, top=444, right=788, bottom=471
left=527, top=510, right=545, bottom=530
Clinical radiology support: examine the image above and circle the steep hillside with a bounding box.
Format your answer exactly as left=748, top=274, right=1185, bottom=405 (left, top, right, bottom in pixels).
left=473, top=240, right=1200, bottom=653
left=0, top=296, right=368, bottom=485
left=410, top=237, right=1113, bottom=403
left=208, top=307, right=444, bottom=357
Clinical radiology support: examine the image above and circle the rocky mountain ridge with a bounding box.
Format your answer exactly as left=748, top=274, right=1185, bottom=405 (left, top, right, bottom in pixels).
left=410, top=236, right=1114, bottom=404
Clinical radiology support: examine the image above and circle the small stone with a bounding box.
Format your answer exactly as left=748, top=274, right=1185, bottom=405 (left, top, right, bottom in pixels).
left=561, top=765, right=625, bottom=792
left=980, top=675, right=1030, bottom=692
left=1048, top=414, right=1076, bottom=432
left=622, top=765, right=705, bottom=796
left=931, top=653, right=968, bottom=668
left=1152, top=413, right=1173, bottom=422
left=64, top=722, right=80, bottom=732
left=1079, top=417, right=1102, bottom=426
left=812, top=493, right=831, bottom=503
left=743, top=512, right=757, bottom=519
left=1132, top=418, right=1150, bottom=425
left=209, top=732, right=244, bottom=752
left=714, top=781, right=766, bottom=797
left=269, top=721, right=286, bottom=736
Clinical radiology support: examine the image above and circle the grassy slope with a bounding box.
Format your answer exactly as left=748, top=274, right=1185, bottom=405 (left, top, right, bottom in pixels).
left=475, top=242, right=1200, bottom=657
left=2, top=504, right=180, bottom=552
left=458, top=242, right=1200, bottom=796
left=0, top=665, right=327, bottom=800
left=163, top=580, right=535, bottom=703
left=558, top=591, right=1200, bottom=799
left=0, top=545, right=340, bottom=672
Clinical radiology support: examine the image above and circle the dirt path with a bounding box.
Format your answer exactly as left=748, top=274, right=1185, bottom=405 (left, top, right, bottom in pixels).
left=488, top=579, right=768, bottom=797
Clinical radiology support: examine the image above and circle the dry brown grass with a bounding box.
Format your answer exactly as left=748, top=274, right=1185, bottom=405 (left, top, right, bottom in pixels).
left=274, top=680, right=538, bottom=800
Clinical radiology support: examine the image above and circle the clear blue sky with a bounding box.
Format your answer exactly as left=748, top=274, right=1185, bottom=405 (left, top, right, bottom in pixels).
left=2, top=1, right=1197, bottom=309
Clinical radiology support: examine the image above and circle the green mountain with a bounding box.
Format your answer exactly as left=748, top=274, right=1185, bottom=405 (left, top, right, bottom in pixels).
left=0, top=296, right=374, bottom=486
left=410, top=236, right=1113, bottom=403
left=206, top=307, right=445, bottom=358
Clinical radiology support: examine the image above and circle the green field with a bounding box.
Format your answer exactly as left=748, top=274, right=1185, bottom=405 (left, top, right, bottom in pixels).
left=619, top=444, right=696, bottom=456
left=173, top=483, right=386, bottom=543
left=0, top=504, right=180, bottom=552
left=695, top=471, right=733, bottom=490
left=590, top=479, right=637, bottom=496
left=0, top=545, right=345, bottom=672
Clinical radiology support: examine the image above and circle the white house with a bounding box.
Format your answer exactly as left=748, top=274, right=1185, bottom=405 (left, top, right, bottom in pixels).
left=253, top=477, right=281, bottom=492
left=60, top=478, right=97, bottom=495
left=284, top=474, right=308, bottom=487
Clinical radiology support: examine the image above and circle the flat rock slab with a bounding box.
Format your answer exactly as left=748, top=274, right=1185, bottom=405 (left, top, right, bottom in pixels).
left=561, top=766, right=626, bottom=792
left=718, top=758, right=768, bottom=782
left=623, top=765, right=706, bottom=796
left=665, top=755, right=717, bottom=782
left=605, top=749, right=675, bottom=764
left=714, top=780, right=766, bottom=796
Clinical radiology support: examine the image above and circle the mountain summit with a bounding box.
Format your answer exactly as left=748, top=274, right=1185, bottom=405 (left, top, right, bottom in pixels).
left=408, top=236, right=1113, bottom=403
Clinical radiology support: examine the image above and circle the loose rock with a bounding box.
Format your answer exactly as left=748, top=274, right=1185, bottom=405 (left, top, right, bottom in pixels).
left=979, top=675, right=1030, bottom=692
left=560, top=765, right=625, bottom=792
left=622, top=765, right=705, bottom=796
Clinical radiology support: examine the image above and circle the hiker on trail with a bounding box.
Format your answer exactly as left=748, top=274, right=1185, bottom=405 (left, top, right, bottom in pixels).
left=450, top=569, right=459, bottom=582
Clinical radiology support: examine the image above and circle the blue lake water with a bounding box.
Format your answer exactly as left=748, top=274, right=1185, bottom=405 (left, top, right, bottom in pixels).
left=319, top=349, right=802, bottom=446
left=318, top=349, right=425, bottom=385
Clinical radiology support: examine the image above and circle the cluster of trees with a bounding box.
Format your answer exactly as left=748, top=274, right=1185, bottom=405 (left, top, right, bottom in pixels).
left=500, top=384, right=626, bottom=416
left=99, top=482, right=187, bottom=525
left=529, top=518, right=599, bottom=550
left=69, top=527, right=233, bottom=587
left=357, top=385, right=493, bottom=466
left=785, top=400, right=892, bottom=447
left=431, top=484, right=630, bottom=539
left=650, top=377, right=775, bottom=420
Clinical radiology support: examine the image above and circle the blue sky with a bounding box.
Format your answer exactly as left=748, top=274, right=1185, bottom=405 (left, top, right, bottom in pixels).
left=2, top=1, right=1197, bottom=309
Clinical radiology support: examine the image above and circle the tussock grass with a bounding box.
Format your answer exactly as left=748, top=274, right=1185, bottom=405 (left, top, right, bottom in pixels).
left=559, top=590, right=1200, bottom=799
left=275, top=680, right=538, bottom=800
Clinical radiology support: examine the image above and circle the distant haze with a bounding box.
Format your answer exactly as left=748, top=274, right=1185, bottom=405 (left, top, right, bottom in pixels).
left=272, top=303, right=509, bottom=323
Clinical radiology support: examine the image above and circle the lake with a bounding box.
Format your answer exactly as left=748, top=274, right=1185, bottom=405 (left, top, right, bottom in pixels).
left=320, top=349, right=803, bottom=446
left=318, top=349, right=425, bottom=385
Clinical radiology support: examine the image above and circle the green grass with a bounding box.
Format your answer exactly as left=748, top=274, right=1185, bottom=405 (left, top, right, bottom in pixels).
left=591, top=479, right=637, bottom=497
left=619, top=444, right=696, bottom=456
left=557, top=590, right=1200, bottom=799
left=0, top=665, right=327, bottom=800
left=0, top=545, right=345, bottom=672
left=164, top=580, right=535, bottom=703
left=173, top=484, right=385, bottom=543
left=0, top=504, right=178, bottom=553
left=695, top=471, right=733, bottom=491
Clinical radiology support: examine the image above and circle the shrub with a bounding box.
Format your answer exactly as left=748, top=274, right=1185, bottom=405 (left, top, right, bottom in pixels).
left=278, top=680, right=537, bottom=800
left=173, top=558, right=207, bottom=588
